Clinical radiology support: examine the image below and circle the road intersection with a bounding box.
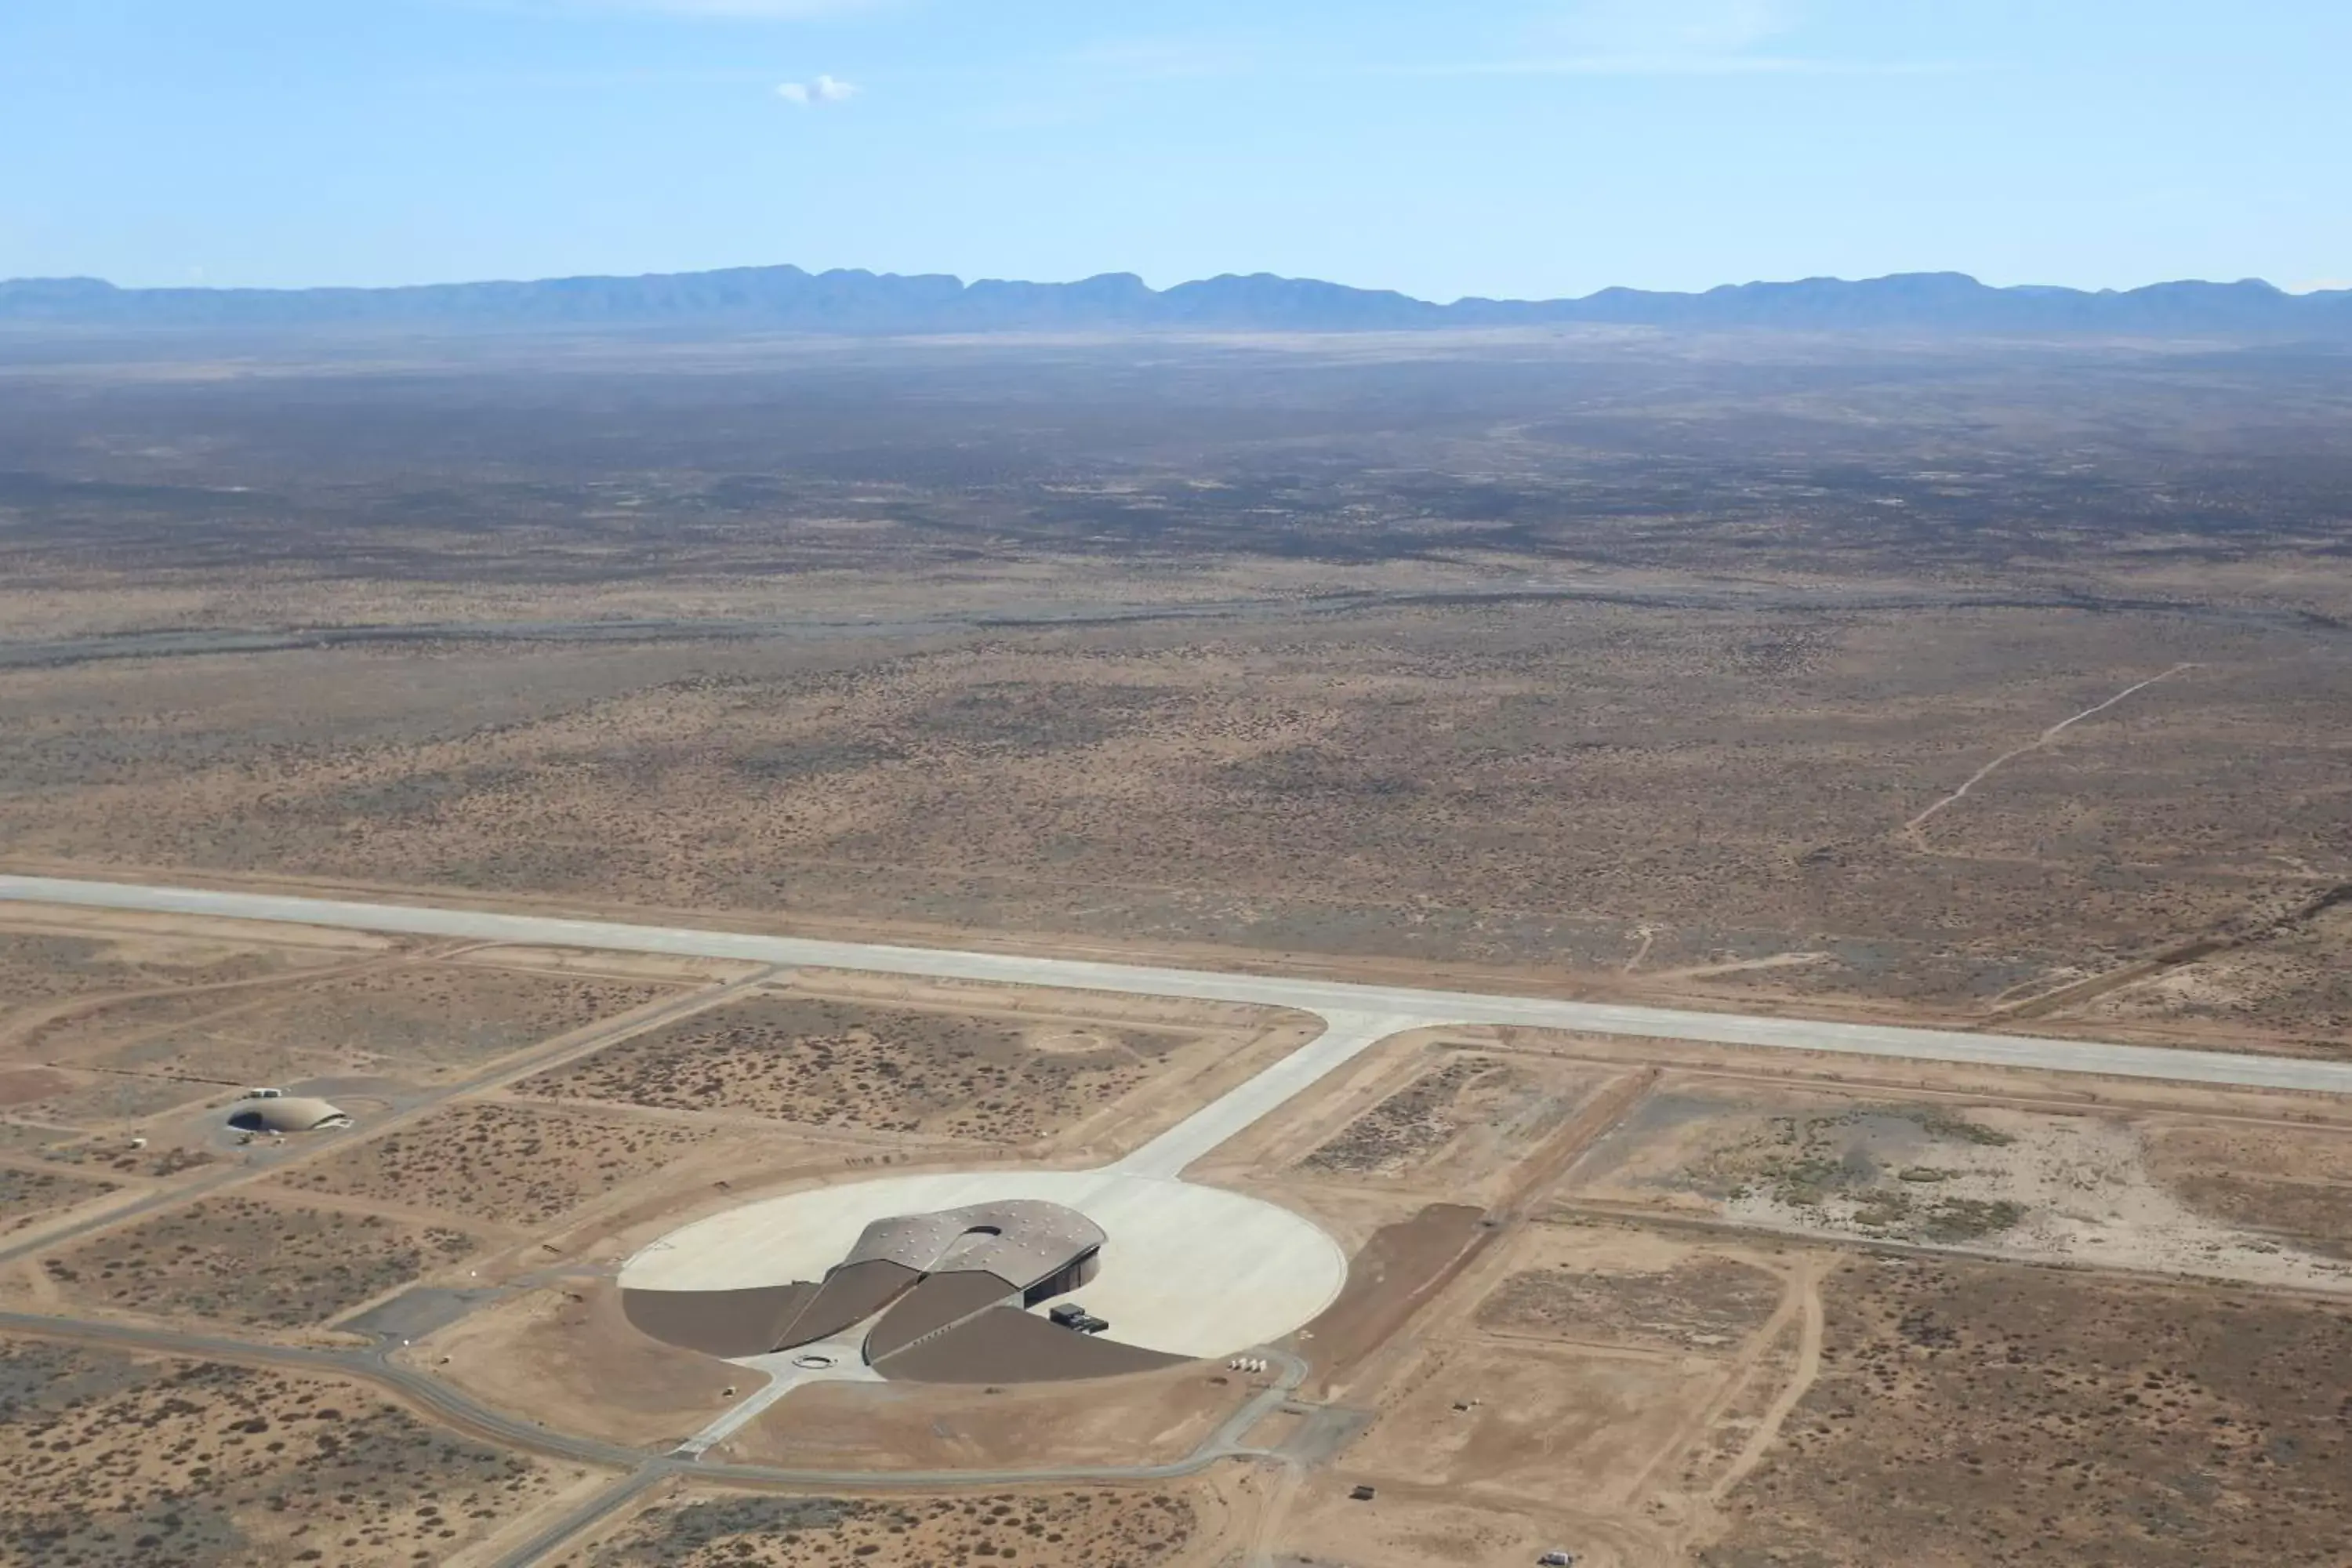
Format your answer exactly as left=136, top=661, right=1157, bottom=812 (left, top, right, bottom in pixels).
left=6, top=873, right=2350, bottom=1100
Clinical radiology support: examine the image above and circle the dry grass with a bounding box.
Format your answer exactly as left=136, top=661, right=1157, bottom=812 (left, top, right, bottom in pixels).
left=517, top=994, right=1174, bottom=1141
left=564, top=1489, right=1197, bottom=1568
left=1477, top=1253, right=1783, bottom=1352
left=0, top=928, right=308, bottom=1015
left=1298, top=1054, right=1510, bottom=1175
left=0, top=1337, right=577, bottom=1567
left=6, top=608, right=2346, bottom=1034
left=271, top=1101, right=717, bottom=1226
left=62, top=965, right=677, bottom=1085
left=39, top=1196, right=477, bottom=1329
left=1702, top=1256, right=2352, bottom=1567
left=0, top=1166, right=118, bottom=1234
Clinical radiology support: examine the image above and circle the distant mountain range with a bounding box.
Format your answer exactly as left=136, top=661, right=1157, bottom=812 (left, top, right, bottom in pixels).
left=4, top=266, right=2349, bottom=337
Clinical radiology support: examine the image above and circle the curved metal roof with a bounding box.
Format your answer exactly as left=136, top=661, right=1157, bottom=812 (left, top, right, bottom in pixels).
left=840, top=1199, right=1104, bottom=1291
left=227, top=1095, right=349, bottom=1132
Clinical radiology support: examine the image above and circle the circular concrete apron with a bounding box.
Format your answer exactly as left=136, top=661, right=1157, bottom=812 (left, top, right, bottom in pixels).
left=620, top=1169, right=1347, bottom=1361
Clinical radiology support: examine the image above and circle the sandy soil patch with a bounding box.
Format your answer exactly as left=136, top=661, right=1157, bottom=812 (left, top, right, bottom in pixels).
left=0, top=1336, right=590, bottom=1568
left=38, top=1195, right=478, bottom=1329
left=516, top=993, right=1192, bottom=1142
left=1476, top=1230, right=1784, bottom=1355
left=0, top=1066, right=76, bottom=1108
left=2143, top=1121, right=2352, bottom=1259
left=269, top=1101, right=721, bottom=1227
left=1274, top=1485, right=1607, bottom=1568
left=1559, top=1079, right=2352, bottom=1291
left=1203, top=1033, right=1619, bottom=1206
left=419, top=1279, right=741, bottom=1449
left=66, top=964, right=680, bottom=1086
left=0, top=1068, right=223, bottom=1131
left=723, top=1364, right=1247, bottom=1471
left=1700, top=1254, right=2352, bottom=1566
left=1351, top=1338, right=1728, bottom=1512
left=1308, top=1053, right=1618, bottom=1189
left=1715, top=1111, right=2352, bottom=1291
left=0, top=925, right=348, bottom=1025
left=0, top=1165, right=120, bottom=1235
left=560, top=1486, right=1205, bottom=1568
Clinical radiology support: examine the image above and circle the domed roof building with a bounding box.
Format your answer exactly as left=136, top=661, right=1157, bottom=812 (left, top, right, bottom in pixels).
left=227, top=1096, right=351, bottom=1134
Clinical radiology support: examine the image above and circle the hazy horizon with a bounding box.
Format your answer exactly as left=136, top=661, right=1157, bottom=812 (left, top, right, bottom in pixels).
left=9, top=261, right=2345, bottom=303
left=6, top=1, right=2347, bottom=299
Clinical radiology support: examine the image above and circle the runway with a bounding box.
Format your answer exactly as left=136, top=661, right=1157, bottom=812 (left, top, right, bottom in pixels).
left=8, top=873, right=2352, bottom=1099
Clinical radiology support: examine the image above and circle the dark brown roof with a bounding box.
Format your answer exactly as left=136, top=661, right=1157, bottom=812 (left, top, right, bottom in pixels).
left=875, top=1306, right=1187, bottom=1384
left=622, top=1283, right=817, bottom=1359
left=863, top=1270, right=1019, bottom=1362
left=774, top=1258, right=921, bottom=1350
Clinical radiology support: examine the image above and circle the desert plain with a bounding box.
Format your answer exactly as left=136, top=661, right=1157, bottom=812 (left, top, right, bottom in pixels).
left=2, top=324, right=2349, bottom=1565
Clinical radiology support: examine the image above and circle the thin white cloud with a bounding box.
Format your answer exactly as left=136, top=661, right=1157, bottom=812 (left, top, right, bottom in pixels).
left=775, top=72, right=857, bottom=105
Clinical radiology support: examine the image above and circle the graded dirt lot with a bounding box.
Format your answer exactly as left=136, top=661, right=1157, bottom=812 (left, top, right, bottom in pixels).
left=0, top=1337, right=590, bottom=1568
left=33, top=1196, right=477, bottom=1329
left=1272, top=1483, right=1595, bottom=1568
left=560, top=1486, right=1208, bottom=1568
left=720, top=1363, right=1250, bottom=1471
left=1699, top=1255, right=2352, bottom=1567
left=270, top=1100, right=720, bottom=1227
left=1290, top=1202, right=1494, bottom=1394
left=1300, top=1052, right=1507, bottom=1167
left=1478, top=1247, right=1783, bottom=1354
left=1331, top=1221, right=1806, bottom=1523
left=519, top=989, right=1207, bottom=1143
left=1353, top=1335, right=1727, bottom=1508
left=418, top=1278, right=744, bottom=1449
left=1285, top=1044, right=1623, bottom=1198
left=1551, top=1073, right=2352, bottom=1291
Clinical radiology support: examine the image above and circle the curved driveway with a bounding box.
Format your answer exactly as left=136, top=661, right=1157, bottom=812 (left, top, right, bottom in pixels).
left=9, top=870, right=2347, bottom=1564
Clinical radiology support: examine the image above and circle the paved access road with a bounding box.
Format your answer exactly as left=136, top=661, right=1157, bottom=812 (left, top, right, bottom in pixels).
left=0, top=1309, right=1307, bottom=1490
left=9, top=873, right=2351, bottom=1098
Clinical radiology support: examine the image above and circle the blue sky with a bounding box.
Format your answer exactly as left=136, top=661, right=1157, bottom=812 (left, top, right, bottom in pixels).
left=4, top=1, right=2347, bottom=298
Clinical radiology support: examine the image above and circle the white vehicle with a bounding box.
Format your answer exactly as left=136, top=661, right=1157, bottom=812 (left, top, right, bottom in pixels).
left=241, top=1087, right=285, bottom=1099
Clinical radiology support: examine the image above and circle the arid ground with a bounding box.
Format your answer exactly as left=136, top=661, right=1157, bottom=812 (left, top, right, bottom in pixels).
left=2, top=325, right=2349, bottom=1564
